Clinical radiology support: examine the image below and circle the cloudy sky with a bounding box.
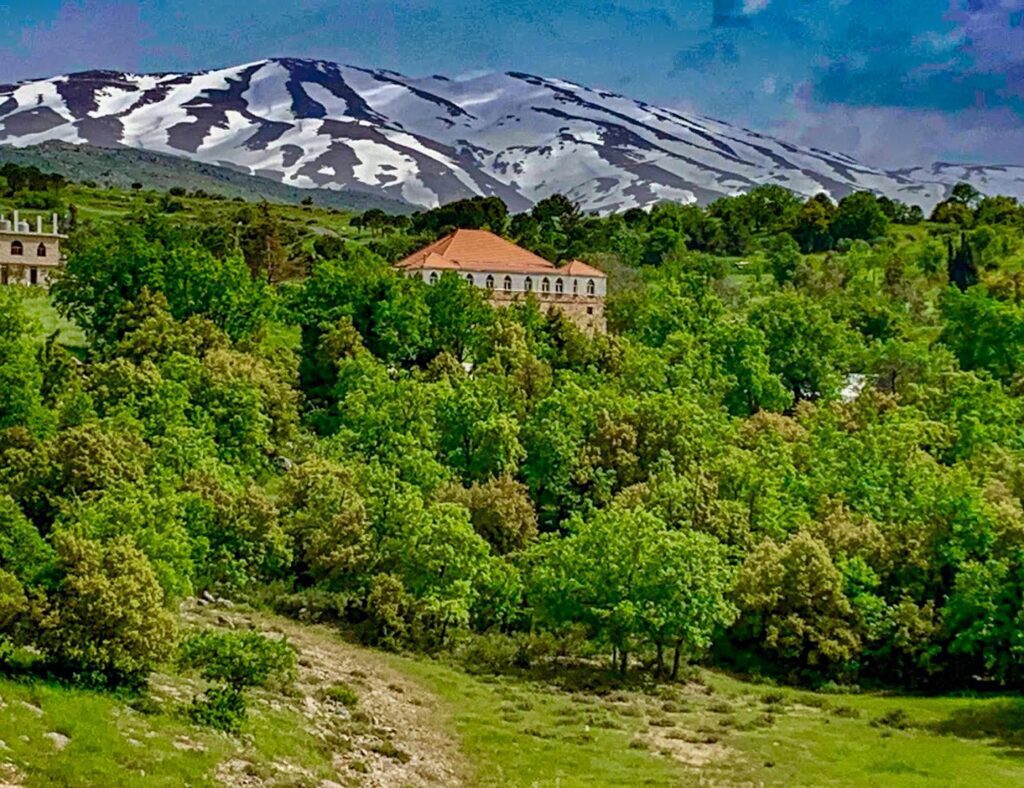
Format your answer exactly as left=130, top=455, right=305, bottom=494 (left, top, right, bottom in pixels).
left=2, top=0, right=1023, bottom=168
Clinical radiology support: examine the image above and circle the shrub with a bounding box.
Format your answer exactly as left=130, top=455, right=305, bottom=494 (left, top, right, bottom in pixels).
left=319, top=682, right=359, bottom=707
left=178, top=630, right=296, bottom=691
left=871, top=708, right=911, bottom=729
left=188, top=685, right=247, bottom=732
left=179, top=629, right=296, bottom=732
left=36, top=534, right=176, bottom=686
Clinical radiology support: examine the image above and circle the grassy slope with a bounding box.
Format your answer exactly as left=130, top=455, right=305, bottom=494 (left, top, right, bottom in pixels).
left=0, top=184, right=366, bottom=236
left=17, top=288, right=85, bottom=348
left=0, top=142, right=412, bottom=214
left=3, top=651, right=1021, bottom=787
left=0, top=674, right=335, bottom=787
left=395, top=659, right=1024, bottom=787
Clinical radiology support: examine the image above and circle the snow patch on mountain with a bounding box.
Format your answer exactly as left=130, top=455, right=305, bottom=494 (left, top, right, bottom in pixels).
left=2, top=58, right=1022, bottom=213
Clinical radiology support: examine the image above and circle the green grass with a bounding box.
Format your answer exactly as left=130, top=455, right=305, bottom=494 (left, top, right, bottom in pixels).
left=392, top=657, right=687, bottom=787
left=0, top=141, right=409, bottom=214
left=390, top=656, right=1024, bottom=787
left=2, top=619, right=1024, bottom=786
left=691, top=672, right=1024, bottom=786
left=0, top=673, right=338, bottom=787
left=17, top=288, right=86, bottom=349
left=0, top=676, right=221, bottom=786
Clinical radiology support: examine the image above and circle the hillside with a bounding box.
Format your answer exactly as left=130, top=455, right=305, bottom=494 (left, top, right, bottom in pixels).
left=3, top=597, right=1023, bottom=786
left=0, top=141, right=411, bottom=213
left=3, top=59, right=1024, bottom=213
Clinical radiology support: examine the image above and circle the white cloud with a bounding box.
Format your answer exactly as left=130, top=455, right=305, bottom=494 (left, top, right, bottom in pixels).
left=769, top=101, right=1024, bottom=168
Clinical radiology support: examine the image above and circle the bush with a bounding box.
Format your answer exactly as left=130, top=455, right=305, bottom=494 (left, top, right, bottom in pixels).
left=188, top=685, right=247, bottom=733
left=178, top=630, right=296, bottom=691
left=179, top=629, right=296, bottom=732
left=319, top=682, right=359, bottom=707
left=871, top=708, right=911, bottom=730
left=36, top=534, right=176, bottom=686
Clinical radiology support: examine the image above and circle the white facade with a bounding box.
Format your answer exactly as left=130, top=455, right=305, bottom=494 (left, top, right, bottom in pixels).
left=417, top=269, right=607, bottom=298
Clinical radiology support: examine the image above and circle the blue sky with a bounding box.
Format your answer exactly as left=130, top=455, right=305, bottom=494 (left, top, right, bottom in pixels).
left=2, top=1, right=1023, bottom=168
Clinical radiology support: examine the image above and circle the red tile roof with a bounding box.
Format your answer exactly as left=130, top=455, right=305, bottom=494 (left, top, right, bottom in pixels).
left=556, top=259, right=606, bottom=278
left=395, top=229, right=604, bottom=277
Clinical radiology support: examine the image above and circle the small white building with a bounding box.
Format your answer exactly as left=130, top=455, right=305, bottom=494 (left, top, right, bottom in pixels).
left=0, top=211, right=65, bottom=287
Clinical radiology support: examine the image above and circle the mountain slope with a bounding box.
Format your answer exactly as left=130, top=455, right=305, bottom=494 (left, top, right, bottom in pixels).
left=0, top=140, right=412, bottom=213
left=2, top=58, right=1021, bottom=213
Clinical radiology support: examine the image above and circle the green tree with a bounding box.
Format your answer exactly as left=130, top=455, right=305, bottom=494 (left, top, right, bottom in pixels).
left=528, top=507, right=735, bottom=674
left=178, top=629, right=296, bottom=731
left=830, top=192, right=890, bottom=243
left=732, top=531, right=860, bottom=678
left=36, top=534, right=176, bottom=686
left=790, top=194, right=836, bottom=253
left=749, top=292, right=853, bottom=401
left=53, top=215, right=269, bottom=344
left=931, top=199, right=975, bottom=227
left=939, top=287, right=1024, bottom=383
left=0, top=290, right=47, bottom=432
left=764, top=232, right=802, bottom=285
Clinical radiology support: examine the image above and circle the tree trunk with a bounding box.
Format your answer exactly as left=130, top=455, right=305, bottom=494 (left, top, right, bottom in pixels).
left=671, top=640, right=683, bottom=681
left=656, top=641, right=665, bottom=678
left=619, top=649, right=628, bottom=675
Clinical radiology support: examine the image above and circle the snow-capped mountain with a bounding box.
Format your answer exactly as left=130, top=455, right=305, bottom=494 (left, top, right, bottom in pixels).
left=1, top=58, right=1022, bottom=213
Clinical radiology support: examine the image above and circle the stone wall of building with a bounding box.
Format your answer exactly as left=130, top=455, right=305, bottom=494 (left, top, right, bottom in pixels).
left=488, top=290, right=606, bottom=333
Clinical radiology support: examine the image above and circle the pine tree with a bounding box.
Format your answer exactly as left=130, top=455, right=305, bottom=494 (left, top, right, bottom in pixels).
left=947, top=233, right=978, bottom=292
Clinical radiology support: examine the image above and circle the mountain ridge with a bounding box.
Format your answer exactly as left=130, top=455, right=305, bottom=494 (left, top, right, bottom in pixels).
left=2, top=57, right=1023, bottom=213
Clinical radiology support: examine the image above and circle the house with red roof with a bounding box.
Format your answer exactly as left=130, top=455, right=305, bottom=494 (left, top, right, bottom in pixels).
left=395, top=229, right=607, bottom=331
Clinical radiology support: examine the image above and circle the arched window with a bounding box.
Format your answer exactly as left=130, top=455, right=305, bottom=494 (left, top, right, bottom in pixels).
left=503, top=276, right=512, bottom=291
left=555, top=278, right=564, bottom=294
left=572, top=279, right=579, bottom=295
left=10, top=241, right=22, bottom=256
left=524, top=277, right=533, bottom=292
left=486, top=275, right=495, bottom=290
left=428, top=271, right=439, bottom=284
left=586, top=279, right=596, bottom=296
left=37, top=243, right=46, bottom=257
left=541, top=277, right=550, bottom=293
left=465, top=274, right=474, bottom=285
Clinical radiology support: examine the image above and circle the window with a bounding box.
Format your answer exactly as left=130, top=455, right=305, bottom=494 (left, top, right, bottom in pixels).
left=555, top=278, right=564, bottom=294
left=29, top=268, right=38, bottom=286
left=587, top=306, right=594, bottom=315
left=586, top=279, right=596, bottom=296
left=465, top=274, right=474, bottom=285
left=10, top=241, right=22, bottom=256
left=37, top=243, right=46, bottom=257
left=502, top=276, right=512, bottom=291
left=486, top=275, right=495, bottom=290
left=1, top=267, right=7, bottom=285
left=524, top=277, right=533, bottom=292
left=541, top=277, right=550, bottom=293
left=428, top=271, right=439, bottom=284
left=573, top=279, right=579, bottom=295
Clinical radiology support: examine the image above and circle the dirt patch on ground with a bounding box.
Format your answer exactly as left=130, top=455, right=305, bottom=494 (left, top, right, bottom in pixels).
left=642, top=728, right=731, bottom=768
left=184, top=603, right=468, bottom=787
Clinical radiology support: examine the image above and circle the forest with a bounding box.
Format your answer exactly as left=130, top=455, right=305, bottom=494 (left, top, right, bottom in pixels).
left=2, top=160, right=1024, bottom=727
